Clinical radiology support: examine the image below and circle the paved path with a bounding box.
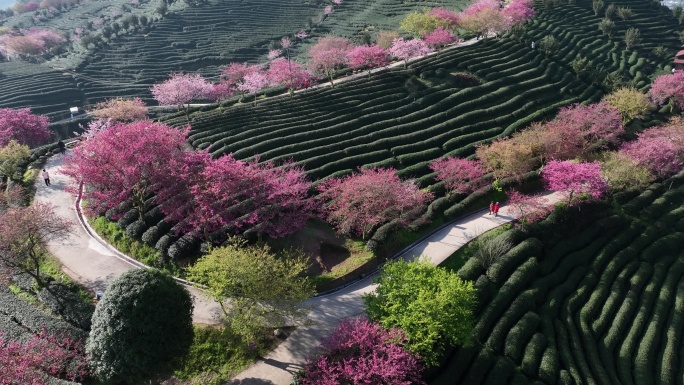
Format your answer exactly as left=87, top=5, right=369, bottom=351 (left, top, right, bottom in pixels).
left=33, top=154, right=222, bottom=325
left=230, top=194, right=560, bottom=385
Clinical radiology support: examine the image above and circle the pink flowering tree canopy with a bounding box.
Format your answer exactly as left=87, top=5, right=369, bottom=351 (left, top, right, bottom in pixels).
left=428, top=7, right=460, bottom=29
left=423, top=26, right=457, bottom=49
left=0, top=108, right=51, bottom=147
left=90, top=97, right=148, bottom=121
left=457, top=0, right=507, bottom=37
left=267, top=58, right=313, bottom=95
left=502, top=0, right=536, bottom=27
left=62, top=120, right=189, bottom=221
left=158, top=152, right=317, bottom=241
left=542, top=160, right=608, bottom=204
left=318, top=167, right=433, bottom=239
left=620, top=119, right=684, bottom=178
left=150, top=72, right=212, bottom=113
left=347, top=45, right=390, bottom=77
left=307, top=36, right=353, bottom=86
left=238, top=70, right=270, bottom=105
left=648, top=71, right=684, bottom=110
left=298, top=319, right=425, bottom=385
left=506, top=189, right=552, bottom=226
left=545, top=102, right=624, bottom=158
left=429, top=157, right=487, bottom=195
left=389, top=38, right=432, bottom=67
left=207, top=82, right=234, bottom=103
left=0, top=331, right=90, bottom=384
left=0, top=28, right=64, bottom=58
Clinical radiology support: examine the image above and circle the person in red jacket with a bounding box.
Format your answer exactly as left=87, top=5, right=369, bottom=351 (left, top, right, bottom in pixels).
left=493, top=202, right=500, bottom=217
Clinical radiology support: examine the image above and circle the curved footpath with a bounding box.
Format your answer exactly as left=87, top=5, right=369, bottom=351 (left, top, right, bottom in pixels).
left=33, top=154, right=222, bottom=324
left=36, top=151, right=561, bottom=384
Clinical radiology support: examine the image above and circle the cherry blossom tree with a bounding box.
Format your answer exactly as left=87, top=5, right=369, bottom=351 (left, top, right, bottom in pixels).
left=90, top=97, right=148, bottom=121
left=62, top=120, right=189, bottom=221
left=267, top=49, right=282, bottom=60
left=457, top=0, right=507, bottom=38
left=0, top=331, right=89, bottom=384
left=476, top=137, right=537, bottom=181
left=297, top=319, right=425, bottom=385
left=542, top=160, right=608, bottom=205
left=648, top=71, right=684, bottom=111
left=544, top=102, right=624, bottom=158
left=389, top=38, right=432, bottom=68
left=502, top=0, right=536, bottom=28
left=347, top=45, right=389, bottom=78
left=295, top=30, right=309, bottom=40
left=0, top=108, right=51, bottom=147
left=150, top=72, right=212, bottom=119
left=207, top=82, right=234, bottom=103
left=428, top=7, right=461, bottom=29
left=429, top=157, right=487, bottom=195
left=620, top=119, right=684, bottom=178
left=267, top=58, right=313, bottom=96
left=238, top=70, right=270, bottom=105
left=0, top=28, right=64, bottom=58
left=158, top=151, right=316, bottom=241
left=0, top=203, right=73, bottom=284
left=307, top=36, right=353, bottom=86
left=423, top=26, right=457, bottom=49
left=318, top=167, right=433, bottom=239
left=506, top=189, right=552, bottom=226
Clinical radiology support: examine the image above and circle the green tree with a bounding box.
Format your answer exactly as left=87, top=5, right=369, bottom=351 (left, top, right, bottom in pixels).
left=598, top=18, right=615, bottom=37
left=605, top=3, right=616, bottom=18
left=600, top=152, right=653, bottom=192
left=592, top=0, right=605, bottom=15
left=186, top=239, right=315, bottom=340
left=571, top=56, right=591, bottom=79
left=602, top=87, right=653, bottom=123
left=625, top=27, right=641, bottom=50
left=399, top=12, right=442, bottom=37
left=87, top=269, right=194, bottom=384
left=364, top=258, right=476, bottom=367
left=0, top=140, right=29, bottom=181
left=539, top=35, right=559, bottom=56
left=615, top=6, right=633, bottom=20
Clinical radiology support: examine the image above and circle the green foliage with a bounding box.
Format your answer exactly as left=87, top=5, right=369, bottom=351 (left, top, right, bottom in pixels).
left=87, top=269, right=194, bottom=384
left=538, top=35, right=559, bottom=56
left=592, top=0, right=605, bottom=15
left=175, top=325, right=276, bottom=385
left=616, top=6, right=634, bottom=20
left=0, top=140, right=30, bottom=180
left=364, top=258, right=476, bottom=367
left=399, top=12, right=442, bottom=37
left=186, top=239, right=315, bottom=340
left=598, top=18, right=615, bottom=37
left=602, top=87, right=653, bottom=122
left=600, top=152, right=653, bottom=193
left=624, top=28, right=641, bottom=50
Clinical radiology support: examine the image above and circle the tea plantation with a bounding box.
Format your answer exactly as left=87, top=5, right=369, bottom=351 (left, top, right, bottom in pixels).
left=430, top=171, right=684, bottom=385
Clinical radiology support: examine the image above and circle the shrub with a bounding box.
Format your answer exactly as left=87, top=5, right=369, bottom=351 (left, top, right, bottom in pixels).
left=87, top=269, right=194, bottom=384
left=365, top=259, right=476, bottom=367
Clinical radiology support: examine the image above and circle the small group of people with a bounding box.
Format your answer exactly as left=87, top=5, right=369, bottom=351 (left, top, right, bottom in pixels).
left=489, top=201, right=501, bottom=216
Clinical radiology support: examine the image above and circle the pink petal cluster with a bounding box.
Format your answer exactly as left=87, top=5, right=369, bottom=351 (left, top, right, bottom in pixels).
left=220, top=62, right=261, bottom=87
left=150, top=72, right=213, bottom=107
left=0, top=108, right=51, bottom=147
left=429, top=157, right=487, bottom=195
left=62, top=120, right=190, bottom=218
left=267, top=58, right=314, bottom=93
left=0, top=331, right=89, bottom=384
left=506, top=189, right=552, bottom=224
left=0, top=28, right=64, bottom=57
left=299, top=319, right=425, bottom=385
left=308, top=36, right=353, bottom=83
left=502, top=0, right=536, bottom=26
left=207, top=82, right=235, bottom=103
left=90, top=97, right=148, bottom=121
left=318, top=167, right=433, bottom=239
left=157, top=151, right=317, bottom=240
left=648, top=71, right=684, bottom=109
left=428, top=7, right=460, bottom=28
left=267, top=49, right=282, bottom=60
left=238, top=70, right=269, bottom=95
left=542, top=160, right=608, bottom=203
left=422, top=26, right=457, bottom=49
left=295, top=30, right=309, bottom=39
left=620, top=120, right=684, bottom=178
left=389, top=38, right=432, bottom=64
left=346, top=45, right=389, bottom=73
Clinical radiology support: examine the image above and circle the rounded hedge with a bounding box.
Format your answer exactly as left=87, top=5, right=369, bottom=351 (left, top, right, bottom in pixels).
left=86, top=269, right=194, bottom=384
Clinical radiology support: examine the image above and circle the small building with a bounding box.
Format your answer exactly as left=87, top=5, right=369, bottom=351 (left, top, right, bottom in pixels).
left=673, top=46, right=684, bottom=71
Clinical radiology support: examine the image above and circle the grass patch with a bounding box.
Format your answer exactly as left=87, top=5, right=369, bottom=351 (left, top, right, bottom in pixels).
left=315, top=239, right=375, bottom=281
left=175, top=324, right=284, bottom=385
left=88, top=216, right=182, bottom=277
left=441, top=224, right=511, bottom=273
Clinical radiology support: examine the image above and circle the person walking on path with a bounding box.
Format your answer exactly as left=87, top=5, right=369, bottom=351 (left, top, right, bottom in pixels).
left=489, top=201, right=495, bottom=215
left=42, top=169, right=51, bottom=186
left=58, top=140, right=66, bottom=155
left=531, top=41, right=536, bottom=50
left=493, top=202, right=500, bottom=217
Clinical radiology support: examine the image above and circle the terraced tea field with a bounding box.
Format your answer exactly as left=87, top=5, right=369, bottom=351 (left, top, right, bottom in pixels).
left=431, top=173, right=684, bottom=385
left=523, top=0, right=680, bottom=88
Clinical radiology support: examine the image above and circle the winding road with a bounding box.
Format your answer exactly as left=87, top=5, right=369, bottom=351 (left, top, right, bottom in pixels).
left=34, top=152, right=560, bottom=384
